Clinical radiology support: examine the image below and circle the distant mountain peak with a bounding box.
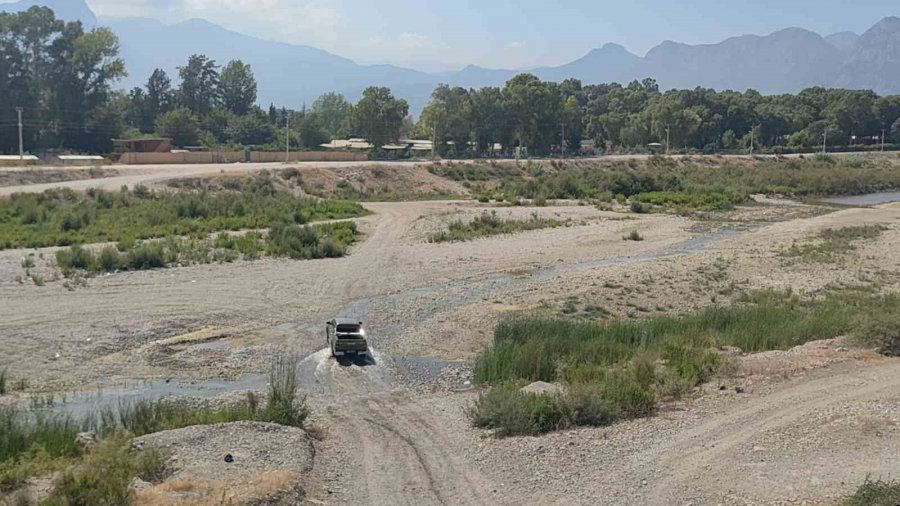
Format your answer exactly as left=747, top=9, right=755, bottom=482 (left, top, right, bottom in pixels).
left=0, top=0, right=97, bottom=27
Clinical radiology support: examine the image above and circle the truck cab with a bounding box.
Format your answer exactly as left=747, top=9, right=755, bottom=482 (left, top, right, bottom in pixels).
left=326, top=318, right=369, bottom=358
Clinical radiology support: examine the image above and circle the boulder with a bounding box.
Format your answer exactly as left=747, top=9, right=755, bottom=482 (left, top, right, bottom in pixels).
left=520, top=382, right=564, bottom=396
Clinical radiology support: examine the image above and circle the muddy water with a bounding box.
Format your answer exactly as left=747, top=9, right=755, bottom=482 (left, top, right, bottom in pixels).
left=821, top=191, right=900, bottom=206
left=37, top=374, right=268, bottom=418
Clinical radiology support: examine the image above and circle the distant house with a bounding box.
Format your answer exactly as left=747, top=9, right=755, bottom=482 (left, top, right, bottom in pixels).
left=112, top=138, right=173, bottom=154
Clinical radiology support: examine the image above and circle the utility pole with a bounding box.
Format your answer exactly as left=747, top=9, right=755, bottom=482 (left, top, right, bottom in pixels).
left=432, top=120, right=437, bottom=160
left=285, top=115, right=290, bottom=163
left=749, top=132, right=754, bottom=155
left=883, top=129, right=887, bottom=152
left=823, top=129, right=827, bottom=155
left=665, top=124, right=670, bottom=155
left=16, top=107, right=24, bottom=161
left=561, top=122, right=566, bottom=159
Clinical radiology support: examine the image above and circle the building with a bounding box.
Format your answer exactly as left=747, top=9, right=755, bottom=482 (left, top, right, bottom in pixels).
left=112, top=138, right=173, bottom=154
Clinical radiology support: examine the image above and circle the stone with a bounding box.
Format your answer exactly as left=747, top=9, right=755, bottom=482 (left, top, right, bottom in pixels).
left=520, top=381, right=565, bottom=396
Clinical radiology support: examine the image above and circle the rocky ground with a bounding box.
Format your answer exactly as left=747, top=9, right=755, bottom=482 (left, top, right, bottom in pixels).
left=1, top=163, right=899, bottom=504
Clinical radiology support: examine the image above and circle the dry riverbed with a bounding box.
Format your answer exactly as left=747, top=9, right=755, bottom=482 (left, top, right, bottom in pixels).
left=2, top=178, right=900, bottom=504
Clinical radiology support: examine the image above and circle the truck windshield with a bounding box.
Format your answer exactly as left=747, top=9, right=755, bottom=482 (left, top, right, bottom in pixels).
left=336, top=324, right=363, bottom=334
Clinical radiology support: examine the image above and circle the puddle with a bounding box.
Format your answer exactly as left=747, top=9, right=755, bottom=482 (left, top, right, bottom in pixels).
left=821, top=192, right=900, bottom=206
left=38, top=374, right=268, bottom=419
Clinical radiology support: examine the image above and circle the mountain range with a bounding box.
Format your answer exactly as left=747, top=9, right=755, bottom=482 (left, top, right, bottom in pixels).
left=2, top=0, right=899, bottom=113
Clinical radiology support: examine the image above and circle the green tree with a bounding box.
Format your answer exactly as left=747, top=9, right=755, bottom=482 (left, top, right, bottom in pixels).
left=219, top=60, right=257, bottom=115
left=351, top=87, right=409, bottom=148
left=311, top=92, right=352, bottom=140
left=155, top=107, right=200, bottom=147
left=469, top=87, right=506, bottom=154
left=418, top=84, right=472, bottom=156
left=178, top=54, right=220, bottom=115
left=146, top=69, right=173, bottom=119
left=226, top=109, right=275, bottom=146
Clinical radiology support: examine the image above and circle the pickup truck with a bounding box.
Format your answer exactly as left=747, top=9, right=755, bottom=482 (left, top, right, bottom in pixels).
left=326, top=318, right=369, bottom=358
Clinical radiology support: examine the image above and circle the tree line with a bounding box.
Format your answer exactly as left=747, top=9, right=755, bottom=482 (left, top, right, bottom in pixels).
left=416, top=75, right=900, bottom=157
left=3, top=6, right=900, bottom=156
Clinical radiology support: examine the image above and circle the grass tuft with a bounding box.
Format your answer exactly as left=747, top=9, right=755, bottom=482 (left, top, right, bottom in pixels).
left=781, top=225, right=887, bottom=263
left=429, top=211, right=565, bottom=243
left=843, top=477, right=900, bottom=506
left=260, top=354, right=307, bottom=427
left=623, top=230, right=644, bottom=242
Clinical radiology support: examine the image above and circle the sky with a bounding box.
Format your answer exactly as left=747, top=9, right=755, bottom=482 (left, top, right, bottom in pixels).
left=82, top=0, right=899, bottom=71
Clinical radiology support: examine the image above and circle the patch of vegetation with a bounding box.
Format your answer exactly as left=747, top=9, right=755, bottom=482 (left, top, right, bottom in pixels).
left=623, top=230, right=644, bottom=242
left=260, top=354, right=308, bottom=427
left=45, top=433, right=167, bottom=506
left=485, top=157, right=900, bottom=205
left=429, top=211, right=566, bottom=243
left=429, top=162, right=524, bottom=182
left=0, top=355, right=308, bottom=493
left=54, top=222, right=358, bottom=276
left=470, top=290, right=899, bottom=437
left=631, top=191, right=748, bottom=211
left=0, top=177, right=366, bottom=250
left=781, top=225, right=887, bottom=263
left=0, top=368, right=6, bottom=395
left=843, top=477, right=900, bottom=506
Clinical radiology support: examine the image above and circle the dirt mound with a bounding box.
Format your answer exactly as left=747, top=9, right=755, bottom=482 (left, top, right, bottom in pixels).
left=297, top=164, right=467, bottom=200
left=134, top=422, right=313, bottom=505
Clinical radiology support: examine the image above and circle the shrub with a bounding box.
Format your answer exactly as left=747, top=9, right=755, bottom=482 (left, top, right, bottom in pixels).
left=623, top=230, right=644, bottom=242
left=46, top=433, right=136, bottom=506
left=557, top=383, right=617, bottom=427
left=56, top=246, right=96, bottom=273
left=467, top=383, right=561, bottom=437
left=260, top=354, right=307, bottom=427
left=125, top=242, right=166, bottom=270
left=0, top=369, right=6, bottom=395
left=853, top=298, right=900, bottom=356
left=630, top=201, right=651, bottom=214
left=98, top=246, right=123, bottom=272
left=844, top=477, right=900, bottom=506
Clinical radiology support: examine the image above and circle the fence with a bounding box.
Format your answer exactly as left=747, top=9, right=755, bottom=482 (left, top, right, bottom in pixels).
left=117, top=151, right=369, bottom=165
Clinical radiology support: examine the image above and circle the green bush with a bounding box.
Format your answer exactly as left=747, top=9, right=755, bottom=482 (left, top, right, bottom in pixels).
left=43, top=433, right=168, bottom=506
left=470, top=291, right=879, bottom=436
left=126, top=242, right=166, bottom=270
left=467, top=383, right=563, bottom=437
left=0, top=184, right=366, bottom=250
left=97, top=246, right=123, bottom=272
left=844, top=477, right=900, bottom=506
left=56, top=246, right=96, bottom=272
left=260, top=354, right=307, bottom=427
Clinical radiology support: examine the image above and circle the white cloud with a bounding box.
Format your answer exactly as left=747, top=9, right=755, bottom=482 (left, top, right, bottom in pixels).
left=505, top=41, right=526, bottom=50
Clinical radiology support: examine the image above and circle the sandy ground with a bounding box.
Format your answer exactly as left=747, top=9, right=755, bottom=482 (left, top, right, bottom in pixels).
left=2, top=165, right=900, bottom=504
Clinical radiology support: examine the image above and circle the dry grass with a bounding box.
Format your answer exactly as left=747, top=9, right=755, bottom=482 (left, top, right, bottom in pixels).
left=134, top=471, right=298, bottom=506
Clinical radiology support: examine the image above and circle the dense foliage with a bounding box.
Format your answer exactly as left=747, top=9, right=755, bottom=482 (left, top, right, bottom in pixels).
left=470, top=291, right=900, bottom=436
left=0, top=178, right=365, bottom=249
left=474, top=156, right=900, bottom=204
left=417, top=76, right=900, bottom=157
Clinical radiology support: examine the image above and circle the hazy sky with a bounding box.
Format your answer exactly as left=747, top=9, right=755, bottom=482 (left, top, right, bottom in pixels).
left=84, top=0, right=899, bottom=70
